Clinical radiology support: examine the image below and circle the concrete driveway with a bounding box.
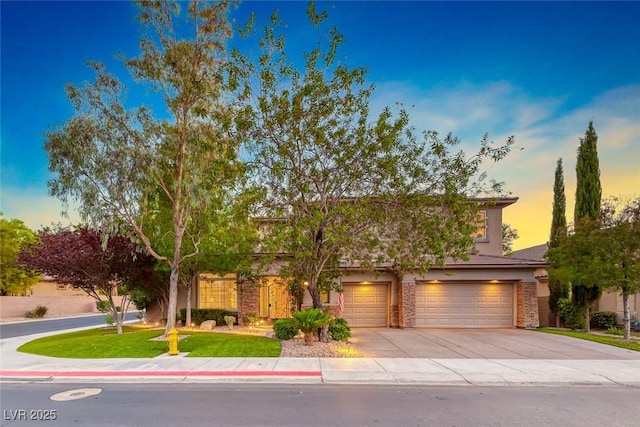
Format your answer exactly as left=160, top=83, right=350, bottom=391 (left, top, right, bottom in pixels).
left=350, top=328, right=640, bottom=359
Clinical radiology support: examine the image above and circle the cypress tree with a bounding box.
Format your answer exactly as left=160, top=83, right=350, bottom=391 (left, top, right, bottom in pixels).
left=549, top=158, right=567, bottom=249
left=572, top=121, right=603, bottom=331
left=574, top=121, right=602, bottom=222
left=547, top=158, right=569, bottom=326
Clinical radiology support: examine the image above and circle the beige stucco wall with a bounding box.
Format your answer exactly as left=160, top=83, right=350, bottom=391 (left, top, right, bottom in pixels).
left=598, top=291, right=640, bottom=324
left=474, top=205, right=504, bottom=256
left=0, top=295, right=130, bottom=319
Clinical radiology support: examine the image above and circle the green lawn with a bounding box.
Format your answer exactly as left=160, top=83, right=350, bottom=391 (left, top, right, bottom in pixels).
left=536, top=328, right=640, bottom=352
left=17, top=326, right=281, bottom=358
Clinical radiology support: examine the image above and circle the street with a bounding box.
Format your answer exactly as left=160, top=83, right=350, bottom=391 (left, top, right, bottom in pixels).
left=0, top=312, right=140, bottom=339
left=1, top=383, right=639, bottom=426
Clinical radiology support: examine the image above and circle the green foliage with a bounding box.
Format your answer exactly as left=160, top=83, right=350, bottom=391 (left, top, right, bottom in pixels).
left=0, top=214, right=41, bottom=296
left=574, top=121, right=602, bottom=223
left=129, top=288, right=153, bottom=311
left=292, top=309, right=330, bottom=342
left=501, top=223, right=519, bottom=256
left=25, top=305, right=48, bottom=319
left=590, top=311, right=618, bottom=329
left=224, top=315, right=236, bottom=328
left=233, top=3, right=513, bottom=309
left=329, top=318, right=351, bottom=341
left=179, top=308, right=235, bottom=326
left=104, top=314, right=115, bottom=327
left=273, top=319, right=299, bottom=340
left=558, top=298, right=585, bottom=330
left=549, top=158, right=567, bottom=249
left=97, top=301, right=121, bottom=313
left=606, top=326, right=624, bottom=336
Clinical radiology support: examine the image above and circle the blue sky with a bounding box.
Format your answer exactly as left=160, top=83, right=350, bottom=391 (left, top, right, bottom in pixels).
left=2, top=1, right=639, bottom=250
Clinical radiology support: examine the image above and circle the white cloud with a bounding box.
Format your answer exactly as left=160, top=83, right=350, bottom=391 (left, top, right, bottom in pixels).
left=370, top=81, right=640, bottom=249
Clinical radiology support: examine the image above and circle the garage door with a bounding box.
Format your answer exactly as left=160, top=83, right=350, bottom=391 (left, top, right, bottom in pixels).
left=415, top=283, right=513, bottom=328
left=342, top=283, right=388, bottom=327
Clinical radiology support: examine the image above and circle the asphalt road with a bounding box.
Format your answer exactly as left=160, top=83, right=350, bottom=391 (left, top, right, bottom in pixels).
left=1, top=383, right=639, bottom=426
left=0, top=312, right=140, bottom=339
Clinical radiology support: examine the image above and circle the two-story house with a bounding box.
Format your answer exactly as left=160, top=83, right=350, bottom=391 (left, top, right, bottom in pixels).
left=162, top=197, right=547, bottom=329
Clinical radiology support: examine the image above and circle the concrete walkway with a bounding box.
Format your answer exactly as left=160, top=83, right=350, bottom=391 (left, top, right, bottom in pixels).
left=2, top=325, right=640, bottom=386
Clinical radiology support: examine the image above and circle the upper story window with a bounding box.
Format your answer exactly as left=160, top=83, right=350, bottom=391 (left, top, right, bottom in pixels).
left=473, top=210, right=487, bottom=240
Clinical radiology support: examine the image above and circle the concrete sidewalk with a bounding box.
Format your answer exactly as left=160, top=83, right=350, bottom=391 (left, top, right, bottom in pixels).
left=2, top=330, right=640, bottom=386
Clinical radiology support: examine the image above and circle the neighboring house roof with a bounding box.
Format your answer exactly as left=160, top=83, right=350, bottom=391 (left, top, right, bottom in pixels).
left=512, top=243, right=549, bottom=262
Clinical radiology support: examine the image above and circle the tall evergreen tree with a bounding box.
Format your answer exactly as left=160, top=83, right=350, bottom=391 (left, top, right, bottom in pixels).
left=572, top=121, right=603, bottom=331
left=574, top=121, right=602, bottom=222
left=546, top=158, right=569, bottom=326
left=549, top=158, right=567, bottom=249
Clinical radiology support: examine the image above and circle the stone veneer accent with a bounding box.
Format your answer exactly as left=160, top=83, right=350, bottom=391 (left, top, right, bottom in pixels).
left=390, top=304, right=400, bottom=327
left=398, top=280, right=416, bottom=328
left=516, top=281, right=539, bottom=329
left=237, top=282, right=259, bottom=326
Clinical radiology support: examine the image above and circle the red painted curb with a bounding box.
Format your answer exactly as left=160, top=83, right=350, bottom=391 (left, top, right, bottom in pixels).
left=0, top=370, right=321, bottom=378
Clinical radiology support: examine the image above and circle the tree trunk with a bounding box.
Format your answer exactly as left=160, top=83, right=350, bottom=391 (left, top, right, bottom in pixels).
left=186, top=277, right=193, bottom=328
left=555, top=312, right=560, bottom=328
left=165, top=264, right=179, bottom=335
left=623, top=291, right=630, bottom=340
left=584, top=306, right=590, bottom=332
left=319, top=324, right=330, bottom=343
left=308, top=277, right=322, bottom=309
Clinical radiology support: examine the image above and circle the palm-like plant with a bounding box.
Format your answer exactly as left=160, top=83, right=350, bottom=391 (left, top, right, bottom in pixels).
left=292, top=308, right=329, bottom=345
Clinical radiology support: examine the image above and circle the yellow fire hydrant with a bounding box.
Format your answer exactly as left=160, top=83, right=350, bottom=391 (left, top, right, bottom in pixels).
left=167, top=327, right=180, bottom=356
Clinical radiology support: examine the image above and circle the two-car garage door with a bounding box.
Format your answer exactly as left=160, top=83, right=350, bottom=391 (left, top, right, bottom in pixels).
left=415, top=283, right=514, bottom=328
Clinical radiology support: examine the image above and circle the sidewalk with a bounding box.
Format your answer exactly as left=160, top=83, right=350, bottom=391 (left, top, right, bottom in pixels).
left=2, top=329, right=640, bottom=386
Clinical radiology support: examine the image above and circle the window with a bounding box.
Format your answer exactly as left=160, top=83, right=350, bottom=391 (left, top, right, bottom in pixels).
left=320, top=290, right=330, bottom=304
left=199, top=277, right=237, bottom=310
left=473, top=210, right=487, bottom=240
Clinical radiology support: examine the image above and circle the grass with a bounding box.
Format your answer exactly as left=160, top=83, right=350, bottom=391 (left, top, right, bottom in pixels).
left=536, top=328, right=640, bottom=352
left=17, top=326, right=281, bottom=358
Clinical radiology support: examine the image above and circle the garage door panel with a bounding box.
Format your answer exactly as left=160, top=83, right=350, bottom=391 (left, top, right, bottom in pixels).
left=416, top=283, right=513, bottom=328
left=342, top=284, right=388, bottom=327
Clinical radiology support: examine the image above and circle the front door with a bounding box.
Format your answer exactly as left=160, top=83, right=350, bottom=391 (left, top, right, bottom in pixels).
left=259, top=279, right=291, bottom=319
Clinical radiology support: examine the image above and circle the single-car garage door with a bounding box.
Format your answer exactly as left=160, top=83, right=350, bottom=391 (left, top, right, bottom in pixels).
left=342, top=283, right=388, bottom=327
left=415, top=283, right=513, bottom=328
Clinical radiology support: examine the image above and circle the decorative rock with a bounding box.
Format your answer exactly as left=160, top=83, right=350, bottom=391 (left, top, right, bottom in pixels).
left=200, top=320, right=216, bottom=330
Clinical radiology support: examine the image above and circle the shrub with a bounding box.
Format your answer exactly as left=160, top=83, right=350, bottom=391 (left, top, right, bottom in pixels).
left=558, top=298, right=585, bottom=330
left=104, top=314, right=115, bottom=327
left=179, top=308, right=236, bottom=326
left=96, top=301, right=121, bottom=313
left=590, top=311, right=618, bottom=329
left=224, top=315, right=236, bottom=329
left=25, top=305, right=48, bottom=319
left=329, top=318, right=351, bottom=341
left=244, top=313, right=258, bottom=327
left=292, top=308, right=330, bottom=345
left=607, top=326, right=624, bottom=336
left=274, top=319, right=299, bottom=340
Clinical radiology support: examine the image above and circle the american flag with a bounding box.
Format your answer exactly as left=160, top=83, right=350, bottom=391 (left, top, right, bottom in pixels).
left=338, top=292, right=344, bottom=316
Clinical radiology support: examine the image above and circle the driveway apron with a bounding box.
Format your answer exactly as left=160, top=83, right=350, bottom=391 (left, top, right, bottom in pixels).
left=349, top=328, right=640, bottom=359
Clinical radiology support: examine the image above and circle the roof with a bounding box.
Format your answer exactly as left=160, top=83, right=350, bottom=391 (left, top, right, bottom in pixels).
left=511, top=243, right=549, bottom=262
left=339, top=253, right=548, bottom=271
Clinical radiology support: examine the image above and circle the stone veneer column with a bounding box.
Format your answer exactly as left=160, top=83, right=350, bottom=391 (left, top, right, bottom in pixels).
left=237, top=282, right=259, bottom=326
left=516, top=281, right=539, bottom=329
left=398, top=279, right=416, bottom=328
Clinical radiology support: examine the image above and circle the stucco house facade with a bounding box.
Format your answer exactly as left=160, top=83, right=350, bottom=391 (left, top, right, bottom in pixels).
left=162, top=197, right=547, bottom=329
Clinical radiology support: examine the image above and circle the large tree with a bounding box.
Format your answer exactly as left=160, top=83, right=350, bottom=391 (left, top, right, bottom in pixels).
left=0, top=214, right=41, bottom=296
left=546, top=158, right=569, bottom=326
left=554, top=197, right=640, bottom=339
left=20, top=226, right=159, bottom=334
left=232, top=3, right=513, bottom=309
left=572, top=121, right=603, bottom=331
left=44, top=1, right=243, bottom=334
